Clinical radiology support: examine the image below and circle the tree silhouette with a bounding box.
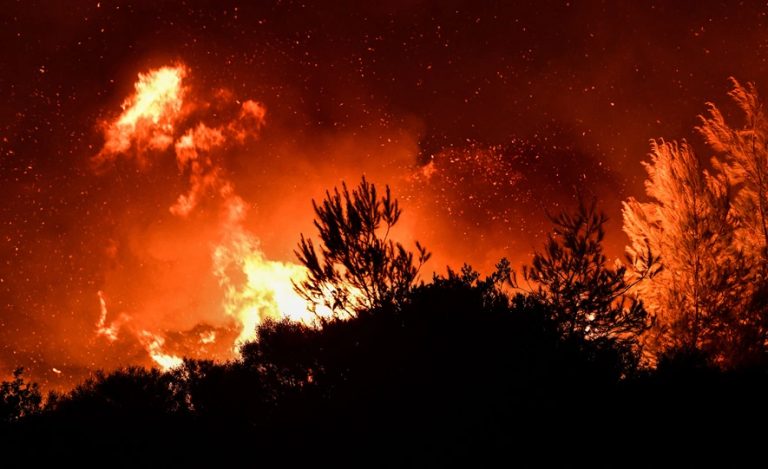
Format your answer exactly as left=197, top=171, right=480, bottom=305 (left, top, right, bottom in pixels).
left=0, top=367, right=41, bottom=422
left=623, top=140, right=750, bottom=363
left=53, top=366, right=181, bottom=418
left=294, top=177, right=430, bottom=318
left=519, top=201, right=652, bottom=362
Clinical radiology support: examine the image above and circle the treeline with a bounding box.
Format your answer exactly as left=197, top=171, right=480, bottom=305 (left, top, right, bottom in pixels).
left=2, top=81, right=768, bottom=465
left=5, top=265, right=765, bottom=465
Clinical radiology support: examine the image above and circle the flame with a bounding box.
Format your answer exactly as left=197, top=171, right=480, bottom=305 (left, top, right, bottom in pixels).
left=139, top=331, right=183, bottom=371
left=199, top=330, right=216, bottom=345
left=213, top=218, right=321, bottom=348
left=170, top=124, right=227, bottom=217
left=95, top=64, right=187, bottom=165
left=95, top=290, right=119, bottom=341
left=212, top=179, right=326, bottom=348
left=95, top=292, right=183, bottom=370
left=93, top=63, right=327, bottom=362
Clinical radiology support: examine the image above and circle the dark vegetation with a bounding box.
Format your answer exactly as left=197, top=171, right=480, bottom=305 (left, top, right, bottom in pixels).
left=1, top=177, right=766, bottom=467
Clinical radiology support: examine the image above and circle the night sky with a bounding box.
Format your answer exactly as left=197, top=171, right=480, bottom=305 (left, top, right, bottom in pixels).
left=2, top=0, right=768, bottom=389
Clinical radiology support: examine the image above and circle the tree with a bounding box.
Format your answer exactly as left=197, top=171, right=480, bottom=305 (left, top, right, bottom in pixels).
left=623, top=140, right=750, bottom=363
left=0, top=367, right=42, bottom=422
left=294, top=177, right=430, bottom=318
left=518, top=201, right=653, bottom=358
left=699, top=78, right=768, bottom=267
left=61, top=367, right=181, bottom=416
left=698, top=79, right=768, bottom=364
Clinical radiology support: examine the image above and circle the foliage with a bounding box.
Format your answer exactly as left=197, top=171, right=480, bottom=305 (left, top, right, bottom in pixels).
left=698, top=78, right=768, bottom=364
left=519, top=201, right=653, bottom=359
left=0, top=367, right=42, bottom=422
left=623, top=140, right=752, bottom=363
left=3, top=260, right=767, bottom=465
left=699, top=78, right=768, bottom=265
left=434, top=258, right=513, bottom=309
left=52, top=366, right=181, bottom=418
left=624, top=80, right=768, bottom=367
left=294, top=177, right=430, bottom=318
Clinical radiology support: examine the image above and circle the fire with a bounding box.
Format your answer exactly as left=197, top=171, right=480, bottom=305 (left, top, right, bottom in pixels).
left=170, top=124, right=227, bottom=217
left=92, top=63, right=327, bottom=365
left=94, top=291, right=183, bottom=370
left=95, top=65, right=187, bottom=166
left=139, top=331, right=183, bottom=371
left=94, top=290, right=133, bottom=343
left=213, top=220, right=321, bottom=348
left=95, top=290, right=118, bottom=341
left=199, top=331, right=216, bottom=345
left=213, top=179, right=326, bottom=348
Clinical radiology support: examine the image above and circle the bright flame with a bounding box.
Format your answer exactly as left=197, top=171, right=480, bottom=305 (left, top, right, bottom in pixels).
left=93, top=63, right=328, bottom=361
left=199, top=330, right=216, bottom=344
left=213, top=224, right=321, bottom=348
left=95, top=292, right=185, bottom=369
left=170, top=123, right=227, bottom=217
left=95, top=290, right=119, bottom=341
left=95, top=65, right=187, bottom=165
left=212, top=187, right=327, bottom=349
left=139, top=331, right=183, bottom=371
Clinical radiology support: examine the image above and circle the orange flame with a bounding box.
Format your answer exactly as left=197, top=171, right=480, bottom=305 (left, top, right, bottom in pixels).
left=95, top=65, right=188, bottom=166
left=95, top=290, right=118, bottom=341
left=213, top=202, right=322, bottom=348
left=93, top=63, right=327, bottom=363
left=199, top=330, right=216, bottom=345
left=139, top=331, right=183, bottom=371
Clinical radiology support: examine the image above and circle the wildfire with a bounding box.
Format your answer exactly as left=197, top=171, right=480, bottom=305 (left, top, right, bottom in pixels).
left=94, top=291, right=183, bottom=371
left=95, top=65, right=188, bottom=166
left=139, top=331, right=183, bottom=371
left=95, top=290, right=118, bottom=341
left=92, top=63, right=328, bottom=366
left=200, top=331, right=216, bottom=345
left=213, top=224, right=321, bottom=347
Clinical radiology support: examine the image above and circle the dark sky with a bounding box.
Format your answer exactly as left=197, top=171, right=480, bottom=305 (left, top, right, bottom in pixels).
left=2, top=0, right=768, bottom=389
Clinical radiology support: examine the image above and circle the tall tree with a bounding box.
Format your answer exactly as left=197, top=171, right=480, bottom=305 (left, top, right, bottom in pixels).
left=294, top=177, right=430, bottom=318
left=698, top=78, right=768, bottom=363
left=519, top=201, right=652, bottom=356
left=623, top=140, right=749, bottom=362
left=699, top=79, right=768, bottom=264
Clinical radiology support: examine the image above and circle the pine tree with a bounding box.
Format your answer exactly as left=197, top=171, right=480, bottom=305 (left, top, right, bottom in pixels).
left=697, top=78, right=768, bottom=363
left=294, top=177, right=430, bottom=318
left=699, top=79, right=768, bottom=263
left=520, top=201, right=652, bottom=357
left=622, top=140, right=749, bottom=362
